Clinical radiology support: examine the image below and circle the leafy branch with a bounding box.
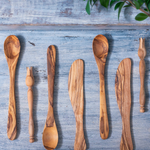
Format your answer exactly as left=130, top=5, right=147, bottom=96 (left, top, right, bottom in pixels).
left=84, top=0, right=150, bottom=21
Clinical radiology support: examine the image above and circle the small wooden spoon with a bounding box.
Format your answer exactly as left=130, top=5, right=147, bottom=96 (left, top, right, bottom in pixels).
left=42, top=45, right=58, bottom=150
left=138, top=38, right=146, bottom=113
left=92, top=34, right=109, bottom=139
left=4, top=35, right=20, bottom=140
left=68, top=59, right=86, bottom=150
left=115, top=58, right=133, bottom=150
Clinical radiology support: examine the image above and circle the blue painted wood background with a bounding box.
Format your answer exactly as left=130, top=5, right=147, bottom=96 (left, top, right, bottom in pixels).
left=0, top=1, right=150, bottom=150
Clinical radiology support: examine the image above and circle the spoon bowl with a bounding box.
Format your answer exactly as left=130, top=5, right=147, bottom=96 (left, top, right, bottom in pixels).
left=43, top=124, right=58, bottom=150
left=4, top=35, right=20, bottom=59
left=92, top=34, right=109, bottom=139
left=4, top=35, right=20, bottom=140
left=93, top=34, right=108, bottom=62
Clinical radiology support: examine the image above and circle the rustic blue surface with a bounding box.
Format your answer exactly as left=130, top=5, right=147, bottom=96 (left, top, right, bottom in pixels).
left=0, top=28, right=150, bottom=150
left=0, top=0, right=150, bottom=25
left=0, top=0, right=150, bottom=150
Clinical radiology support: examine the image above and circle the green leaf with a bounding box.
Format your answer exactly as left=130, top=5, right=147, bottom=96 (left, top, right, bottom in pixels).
left=118, top=2, right=125, bottom=20
left=100, top=0, right=110, bottom=8
left=93, top=0, right=98, bottom=5
left=148, top=2, right=150, bottom=11
left=115, top=2, right=123, bottom=10
left=133, top=0, right=140, bottom=9
left=137, top=0, right=144, bottom=6
left=86, top=0, right=91, bottom=15
left=110, top=0, right=119, bottom=7
left=124, top=3, right=132, bottom=7
left=135, top=13, right=149, bottom=21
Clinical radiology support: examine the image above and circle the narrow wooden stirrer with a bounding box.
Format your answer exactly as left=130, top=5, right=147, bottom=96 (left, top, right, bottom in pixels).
left=138, top=38, right=146, bottom=113
left=26, top=67, right=34, bottom=143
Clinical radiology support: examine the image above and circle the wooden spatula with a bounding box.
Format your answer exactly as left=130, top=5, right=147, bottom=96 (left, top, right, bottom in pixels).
left=115, top=58, right=133, bottom=150
left=68, top=59, right=86, bottom=150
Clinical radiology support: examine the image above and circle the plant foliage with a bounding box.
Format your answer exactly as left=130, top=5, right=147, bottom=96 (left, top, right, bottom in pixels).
left=84, top=0, right=150, bottom=21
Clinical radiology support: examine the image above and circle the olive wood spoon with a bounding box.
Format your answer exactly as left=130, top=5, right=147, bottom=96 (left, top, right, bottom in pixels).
left=92, top=34, right=109, bottom=139
left=68, top=59, right=86, bottom=150
left=26, top=67, right=34, bottom=143
left=138, top=38, right=146, bottom=113
left=42, top=45, right=58, bottom=150
left=4, top=35, right=20, bottom=140
left=115, top=58, right=133, bottom=150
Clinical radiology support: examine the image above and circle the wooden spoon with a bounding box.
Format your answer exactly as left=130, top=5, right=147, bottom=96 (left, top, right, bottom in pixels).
left=115, top=58, right=133, bottom=150
left=26, top=67, right=34, bottom=143
left=138, top=38, right=146, bottom=113
left=92, top=34, right=109, bottom=139
left=42, top=45, right=58, bottom=150
left=68, top=59, right=86, bottom=150
left=4, top=35, right=20, bottom=140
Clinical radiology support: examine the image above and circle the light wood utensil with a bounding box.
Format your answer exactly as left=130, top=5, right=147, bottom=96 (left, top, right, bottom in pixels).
left=115, top=58, right=133, bottom=150
left=92, top=34, right=109, bottom=139
left=68, top=59, right=86, bottom=150
left=26, top=67, right=34, bottom=143
left=42, top=45, right=58, bottom=150
left=138, top=38, right=146, bottom=113
left=4, top=35, right=20, bottom=140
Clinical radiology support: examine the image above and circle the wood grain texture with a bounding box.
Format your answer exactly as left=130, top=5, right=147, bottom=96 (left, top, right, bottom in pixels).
left=42, top=45, right=58, bottom=150
left=0, top=29, right=150, bottom=150
left=4, top=35, right=20, bottom=140
left=138, top=38, right=146, bottom=113
left=26, top=67, right=34, bottom=143
left=68, top=59, right=86, bottom=150
left=115, top=58, right=133, bottom=150
left=93, top=35, right=109, bottom=139
left=0, top=0, right=150, bottom=25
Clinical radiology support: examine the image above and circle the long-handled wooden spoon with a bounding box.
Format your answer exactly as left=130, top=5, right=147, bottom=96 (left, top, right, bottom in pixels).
left=138, top=38, right=146, bottom=113
left=4, top=35, right=20, bottom=140
left=26, top=67, right=34, bottom=143
left=42, top=45, right=58, bottom=150
left=68, top=59, right=86, bottom=150
left=92, top=34, right=109, bottom=139
left=115, top=58, right=133, bottom=150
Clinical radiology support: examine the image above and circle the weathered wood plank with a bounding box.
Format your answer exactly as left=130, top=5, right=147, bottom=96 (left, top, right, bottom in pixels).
left=0, top=0, right=150, bottom=25
left=0, top=29, right=150, bottom=150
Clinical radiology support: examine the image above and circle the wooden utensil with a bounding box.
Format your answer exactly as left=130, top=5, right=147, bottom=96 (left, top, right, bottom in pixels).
left=115, top=58, right=133, bottom=150
left=92, top=34, right=109, bottom=139
left=42, top=45, right=58, bottom=150
left=138, top=38, right=146, bottom=113
left=26, top=67, right=34, bottom=143
left=68, top=59, right=86, bottom=150
left=4, top=35, right=20, bottom=140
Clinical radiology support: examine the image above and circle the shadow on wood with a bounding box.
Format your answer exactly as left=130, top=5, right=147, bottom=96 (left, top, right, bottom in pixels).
left=15, top=35, right=26, bottom=139
left=144, top=37, right=150, bottom=112
left=103, top=34, right=113, bottom=139
left=83, top=60, right=89, bottom=149
left=131, top=58, right=136, bottom=150
left=32, top=66, right=40, bottom=142
left=54, top=45, right=63, bottom=149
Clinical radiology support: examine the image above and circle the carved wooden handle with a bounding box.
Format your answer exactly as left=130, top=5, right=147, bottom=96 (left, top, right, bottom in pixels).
left=138, top=38, right=146, bottom=113
left=46, top=45, right=56, bottom=127
left=28, top=88, right=34, bottom=143
left=74, top=121, right=86, bottom=150
left=99, top=66, right=109, bottom=140
left=139, top=59, right=145, bottom=112
left=7, top=68, right=17, bottom=140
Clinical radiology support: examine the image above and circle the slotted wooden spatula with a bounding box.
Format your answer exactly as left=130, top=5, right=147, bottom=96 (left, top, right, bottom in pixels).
left=68, top=59, right=86, bottom=150
left=115, top=58, right=133, bottom=150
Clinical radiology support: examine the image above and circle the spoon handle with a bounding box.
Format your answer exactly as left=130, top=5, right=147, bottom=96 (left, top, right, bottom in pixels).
left=46, top=45, right=56, bottom=127
left=139, top=59, right=145, bottom=112
left=99, top=62, right=109, bottom=139
left=7, top=67, right=17, bottom=140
